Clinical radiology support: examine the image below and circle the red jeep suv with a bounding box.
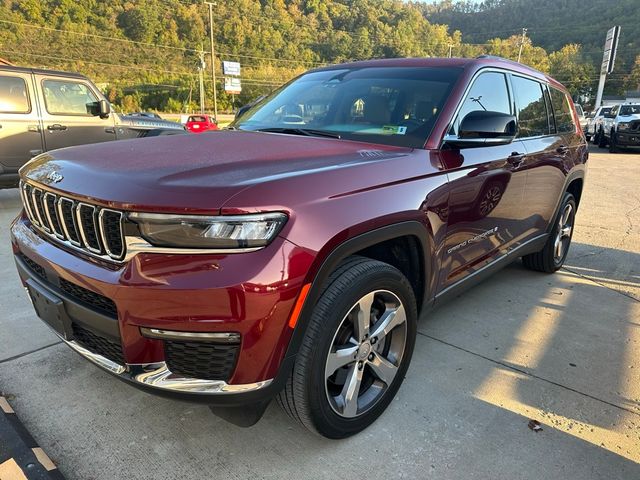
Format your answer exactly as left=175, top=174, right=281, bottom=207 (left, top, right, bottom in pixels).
left=11, top=56, right=587, bottom=438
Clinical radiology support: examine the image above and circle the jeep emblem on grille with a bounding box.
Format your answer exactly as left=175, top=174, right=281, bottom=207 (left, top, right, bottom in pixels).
left=46, top=172, right=63, bottom=183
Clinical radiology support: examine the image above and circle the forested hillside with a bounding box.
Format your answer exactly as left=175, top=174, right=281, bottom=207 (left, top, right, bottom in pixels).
left=425, top=0, right=640, bottom=78
left=0, top=0, right=636, bottom=113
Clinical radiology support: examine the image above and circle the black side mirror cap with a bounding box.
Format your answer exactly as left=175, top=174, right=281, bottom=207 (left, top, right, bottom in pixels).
left=444, top=111, right=517, bottom=148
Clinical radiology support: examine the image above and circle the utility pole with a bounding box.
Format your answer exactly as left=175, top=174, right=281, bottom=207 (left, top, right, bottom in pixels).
left=517, top=27, right=527, bottom=63
left=448, top=44, right=453, bottom=58
left=198, top=50, right=206, bottom=113
left=204, top=1, right=218, bottom=119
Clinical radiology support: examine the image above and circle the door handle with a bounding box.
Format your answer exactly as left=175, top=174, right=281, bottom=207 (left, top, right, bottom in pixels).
left=105, top=127, right=115, bottom=134
left=556, top=145, right=569, bottom=155
left=507, top=152, right=526, bottom=166
left=47, top=124, right=68, bottom=131
left=28, top=125, right=40, bottom=132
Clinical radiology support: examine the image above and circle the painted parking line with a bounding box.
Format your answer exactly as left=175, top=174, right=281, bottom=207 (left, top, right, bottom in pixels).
left=0, top=396, right=64, bottom=479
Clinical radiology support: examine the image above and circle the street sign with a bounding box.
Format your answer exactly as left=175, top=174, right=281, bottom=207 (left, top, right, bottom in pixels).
left=224, top=77, right=242, bottom=94
left=223, top=61, right=241, bottom=76
left=601, top=26, right=621, bottom=74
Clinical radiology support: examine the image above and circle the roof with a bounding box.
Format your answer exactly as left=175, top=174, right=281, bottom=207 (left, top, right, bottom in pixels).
left=311, top=56, right=564, bottom=91
left=0, top=64, right=88, bottom=79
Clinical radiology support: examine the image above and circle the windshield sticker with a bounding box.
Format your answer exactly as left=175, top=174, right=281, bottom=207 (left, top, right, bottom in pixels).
left=382, top=125, right=407, bottom=135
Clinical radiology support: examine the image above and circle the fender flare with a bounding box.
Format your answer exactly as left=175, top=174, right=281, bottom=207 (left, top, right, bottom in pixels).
left=547, top=168, right=585, bottom=234
left=281, top=221, right=434, bottom=365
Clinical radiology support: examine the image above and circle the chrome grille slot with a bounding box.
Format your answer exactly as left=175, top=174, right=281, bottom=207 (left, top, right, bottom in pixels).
left=76, top=203, right=102, bottom=253
left=59, top=198, right=81, bottom=245
left=18, top=181, right=126, bottom=262
left=99, top=209, right=125, bottom=260
left=43, top=192, right=64, bottom=238
left=31, top=188, right=50, bottom=232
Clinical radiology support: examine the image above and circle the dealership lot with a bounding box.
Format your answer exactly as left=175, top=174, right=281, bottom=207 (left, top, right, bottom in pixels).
left=0, top=146, right=638, bottom=479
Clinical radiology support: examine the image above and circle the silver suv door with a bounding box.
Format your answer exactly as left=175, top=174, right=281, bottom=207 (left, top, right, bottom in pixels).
left=34, top=75, right=116, bottom=151
left=0, top=71, right=44, bottom=180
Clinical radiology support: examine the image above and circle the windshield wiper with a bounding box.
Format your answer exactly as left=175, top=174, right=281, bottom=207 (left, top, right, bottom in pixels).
left=254, top=127, right=341, bottom=139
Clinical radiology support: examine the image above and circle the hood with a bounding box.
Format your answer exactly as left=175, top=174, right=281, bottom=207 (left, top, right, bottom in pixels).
left=619, top=114, right=640, bottom=123
left=20, top=131, right=410, bottom=212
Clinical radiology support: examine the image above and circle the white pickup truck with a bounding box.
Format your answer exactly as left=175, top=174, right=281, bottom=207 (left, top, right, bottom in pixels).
left=598, top=103, right=640, bottom=153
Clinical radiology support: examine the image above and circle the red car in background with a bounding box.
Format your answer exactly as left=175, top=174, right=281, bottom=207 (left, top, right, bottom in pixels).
left=185, top=114, right=218, bottom=133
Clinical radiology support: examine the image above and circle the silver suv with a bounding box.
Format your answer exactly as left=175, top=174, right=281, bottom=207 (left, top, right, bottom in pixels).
left=0, top=66, right=184, bottom=187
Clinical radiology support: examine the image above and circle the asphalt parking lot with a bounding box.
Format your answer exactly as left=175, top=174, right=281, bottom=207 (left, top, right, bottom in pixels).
left=0, top=145, right=638, bottom=479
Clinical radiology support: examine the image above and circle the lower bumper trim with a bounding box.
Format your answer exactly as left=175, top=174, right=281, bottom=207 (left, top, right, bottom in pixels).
left=58, top=332, right=273, bottom=395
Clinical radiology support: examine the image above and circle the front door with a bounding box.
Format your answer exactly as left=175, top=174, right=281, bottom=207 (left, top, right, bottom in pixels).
left=34, top=75, right=115, bottom=151
left=0, top=71, right=43, bottom=176
left=438, top=70, right=529, bottom=292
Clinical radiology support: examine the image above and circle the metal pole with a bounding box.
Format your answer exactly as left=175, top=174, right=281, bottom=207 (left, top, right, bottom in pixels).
left=448, top=44, right=453, bottom=58
left=198, top=51, right=205, bottom=113
left=517, top=28, right=527, bottom=63
left=205, top=1, right=218, bottom=119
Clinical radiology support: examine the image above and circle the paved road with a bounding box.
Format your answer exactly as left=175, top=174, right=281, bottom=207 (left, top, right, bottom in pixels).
left=0, top=146, right=638, bottom=479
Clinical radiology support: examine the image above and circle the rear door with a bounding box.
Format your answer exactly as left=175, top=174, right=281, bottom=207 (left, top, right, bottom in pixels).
left=0, top=70, right=44, bottom=175
left=34, top=75, right=116, bottom=151
left=438, top=70, right=528, bottom=291
left=509, top=75, right=566, bottom=241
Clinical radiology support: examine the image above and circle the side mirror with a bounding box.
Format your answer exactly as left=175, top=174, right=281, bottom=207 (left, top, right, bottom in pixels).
left=99, top=99, right=111, bottom=119
left=445, top=111, right=517, bottom=147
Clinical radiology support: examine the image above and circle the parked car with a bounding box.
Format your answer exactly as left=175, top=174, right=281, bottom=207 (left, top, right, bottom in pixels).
left=128, top=111, right=163, bottom=119
left=598, top=103, right=640, bottom=152
left=574, top=104, right=588, bottom=131
left=0, top=66, right=185, bottom=188
left=11, top=56, right=587, bottom=438
left=185, top=114, right=218, bottom=133
left=585, top=106, right=611, bottom=143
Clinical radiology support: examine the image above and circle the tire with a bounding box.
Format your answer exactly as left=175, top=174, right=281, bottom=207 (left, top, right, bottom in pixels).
left=585, top=134, right=591, bottom=142
left=592, top=131, right=600, bottom=145
left=598, top=129, right=607, bottom=148
left=277, top=256, right=417, bottom=438
left=522, top=192, right=576, bottom=273
left=609, top=130, right=619, bottom=153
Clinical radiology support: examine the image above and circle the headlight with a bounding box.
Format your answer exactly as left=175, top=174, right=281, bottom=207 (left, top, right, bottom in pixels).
left=618, top=122, right=631, bottom=131
left=128, top=212, right=287, bottom=249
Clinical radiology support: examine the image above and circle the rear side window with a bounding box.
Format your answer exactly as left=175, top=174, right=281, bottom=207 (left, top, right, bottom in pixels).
left=0, top=75, right=30, bottom=113
left=511, top=76, right=549, bottom=138
left=455, top=71, right=511, bottom=132
left=550, top=88, right=575, bottom=134
left=42, top=79, right=98, bottom=115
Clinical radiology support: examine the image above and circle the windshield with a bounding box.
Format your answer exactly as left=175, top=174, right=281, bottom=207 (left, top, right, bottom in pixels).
left=620, top=105, right=640, bottom=116
left=231, top=67, right=462, bottom=148
left=600, top=107, right=611, bottom=116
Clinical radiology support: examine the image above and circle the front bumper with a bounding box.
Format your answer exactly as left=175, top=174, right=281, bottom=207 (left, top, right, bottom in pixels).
left=615, top=131, right=640, bottom=146
left=11, top=214, right=313, bottom=405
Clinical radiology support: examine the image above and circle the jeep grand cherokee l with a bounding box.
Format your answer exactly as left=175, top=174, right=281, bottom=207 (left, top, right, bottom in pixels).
left=11, top=56, right=587, bottom=438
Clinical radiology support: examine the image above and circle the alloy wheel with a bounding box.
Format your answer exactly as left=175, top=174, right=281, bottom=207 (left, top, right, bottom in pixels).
left=324, top=290, right=407, bottom=418
left=554, top=203, right=574, bottom=263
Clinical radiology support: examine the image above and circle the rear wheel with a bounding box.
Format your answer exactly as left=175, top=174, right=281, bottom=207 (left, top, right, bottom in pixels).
left=522, top=192, right=576, bottom=273
left=277, top=256, right=417, bottom=438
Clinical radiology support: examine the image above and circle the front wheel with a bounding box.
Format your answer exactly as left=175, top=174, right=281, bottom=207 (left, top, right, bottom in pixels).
left=522, top=192, right=576, bottom=273
left=598, top=129, right=607, bottom=148
left=609, top=131, right=620, bottom=153
left=277, top=256, right=417, bottom=438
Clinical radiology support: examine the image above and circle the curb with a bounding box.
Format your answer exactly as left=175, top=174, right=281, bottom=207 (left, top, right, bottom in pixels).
left=0, top=396, right=64, bottom=479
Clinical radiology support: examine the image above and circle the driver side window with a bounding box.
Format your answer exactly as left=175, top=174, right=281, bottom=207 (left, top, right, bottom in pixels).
left=454, top=72, right=511, bottom=134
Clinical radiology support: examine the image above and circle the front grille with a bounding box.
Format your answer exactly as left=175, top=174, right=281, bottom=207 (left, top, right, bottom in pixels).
left=72, top=323, right=125, bottom=365
left=59, top=278, right=118, bottom=319
left=164, top=340, right=239, bottom=381
left=18, top=253, right=47, bottom=281
left=20, top=181, right=125, bottom=261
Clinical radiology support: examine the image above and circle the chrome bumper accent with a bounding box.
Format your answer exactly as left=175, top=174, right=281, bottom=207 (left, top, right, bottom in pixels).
left=59, top=333, right=272, bottom=394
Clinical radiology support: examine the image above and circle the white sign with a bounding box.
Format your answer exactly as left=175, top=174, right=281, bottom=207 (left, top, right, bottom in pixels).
left=223, top=61, right=241, bottom=76
left=601, top=26, right=620, bottom=74
left=224, top=77, right=242, bottom=94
